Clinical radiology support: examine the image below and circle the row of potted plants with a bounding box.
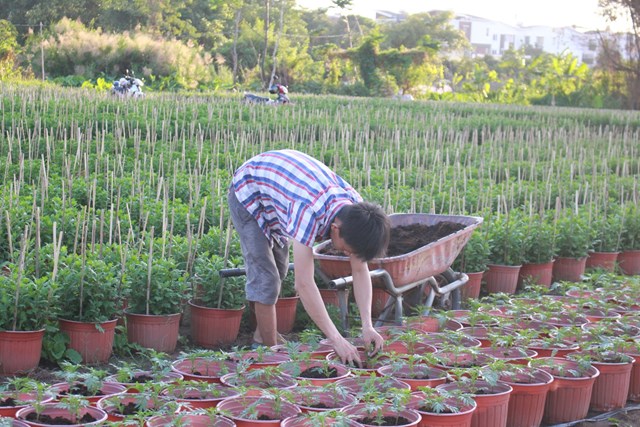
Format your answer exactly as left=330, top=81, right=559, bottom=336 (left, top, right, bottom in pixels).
left=1, top=272, right=639, bottom=426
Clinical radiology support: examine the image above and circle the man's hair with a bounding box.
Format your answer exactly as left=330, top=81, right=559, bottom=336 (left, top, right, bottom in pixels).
left=336, top=202, right=390, bottom=261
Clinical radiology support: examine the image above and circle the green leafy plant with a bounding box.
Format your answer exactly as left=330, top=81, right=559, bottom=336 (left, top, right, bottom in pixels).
left=486, top=212, right=525, bottom=266
left=590, top=209, right=623, bottom=252
left=522, top=213, right=555, bottom=263
left=554, top=211, right=593, bottom=258
left=190, top=254, right=244, bottom=309
left=620, top=204, right=640, bottom=250
left=55, top=251, right=120, bottom=322
left=452, top=230, right=490, bottom=272
left=0, top=267, right=57, bottom=331
left=412, top=386, right=475, bottom=414
left=124, top=251, right=189, bottom=315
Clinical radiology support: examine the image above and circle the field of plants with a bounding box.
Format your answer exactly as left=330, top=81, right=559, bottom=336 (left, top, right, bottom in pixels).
left=1, top=82, right=639, bottom=319
left=1, top=84, right=640, bottom=425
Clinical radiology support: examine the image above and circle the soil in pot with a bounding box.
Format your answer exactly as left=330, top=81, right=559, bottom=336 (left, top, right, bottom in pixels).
left=23, top=412, right=100, bottom=425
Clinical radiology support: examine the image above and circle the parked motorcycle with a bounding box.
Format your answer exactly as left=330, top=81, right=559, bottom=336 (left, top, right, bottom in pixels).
left=111, top=71, right=144, bottom=98
left=243, top=82, right=290, bottom=105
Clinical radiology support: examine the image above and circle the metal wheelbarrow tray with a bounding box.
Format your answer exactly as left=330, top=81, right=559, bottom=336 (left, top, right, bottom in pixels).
left=313, top=213, right=484, bottom=287
left=314, top=213, right=483, bottom=327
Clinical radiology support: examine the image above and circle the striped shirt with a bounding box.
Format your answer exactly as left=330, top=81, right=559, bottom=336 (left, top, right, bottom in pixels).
left=231, top=150, right=362, bottom=247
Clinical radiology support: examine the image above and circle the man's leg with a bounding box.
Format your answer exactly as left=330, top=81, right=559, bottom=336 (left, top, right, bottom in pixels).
left=228, top=189, right=282, bottom=347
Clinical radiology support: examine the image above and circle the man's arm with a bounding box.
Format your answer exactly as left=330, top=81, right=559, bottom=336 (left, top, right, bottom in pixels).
left=350, top=257, right=384, bottom=352
left=292, top=240, right=362, bottom=366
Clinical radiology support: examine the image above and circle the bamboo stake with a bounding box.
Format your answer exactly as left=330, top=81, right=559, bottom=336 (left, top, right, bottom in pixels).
left=145, top=227, right=155, bottom=316
left=12, top=226, right=30, bottom=331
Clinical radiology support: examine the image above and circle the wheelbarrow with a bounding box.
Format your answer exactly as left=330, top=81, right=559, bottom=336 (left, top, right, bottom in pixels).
left=313, top=213, right=483, bottom=330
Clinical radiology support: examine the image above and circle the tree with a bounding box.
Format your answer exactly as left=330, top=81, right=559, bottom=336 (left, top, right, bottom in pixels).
left=597, top=0, right=640, bottom=109
left=379, top=11, right=468, bottom=53
left=528, top=51, right=589, bottom=106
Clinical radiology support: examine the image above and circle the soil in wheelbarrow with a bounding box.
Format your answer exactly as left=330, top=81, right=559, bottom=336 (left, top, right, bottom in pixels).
left=320, top=221, right=466, bottom=257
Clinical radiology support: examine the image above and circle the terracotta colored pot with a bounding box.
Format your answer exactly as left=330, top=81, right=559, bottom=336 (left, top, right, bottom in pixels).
left=484, top=264, right=521, bottom=295
left=171, top=358, right=237, bottom=383
left=499, top=368, right=554, bottom=427
left=371, top=287, right=390, bottom=318
left=47, top=381, right=127, bottom=406
left=535, top=357, right=600, bottom=425
left=408, top=392, right=476, bottom=427
left=58, top=318, right=117, bottom=364
left=0, top=391, right=55, bottom=418
left=318, top=288, right=349, bottom=308
left=160, top=382, right=240, bottom=410
left=341, top=402, right=422, bottom=427
left=629, top=353, right=640, bottom=402
left=124, top=311, right=181, bottom=353
left=105, top=370, right=183, bottom=393
left=0, top=329, right=44, bottom=375
left=478, top=347, right=538, bottom=365
left=518, top=261, right=554, bottom=289
left=552, top=256, right=587, bottom=282
left=461, top=271, right=483, bottom=300
left=585, top=251, right=619, bottom=272
left=188, top=300, right=244, bottom=347
left=282, top=414, right=363, bottom=426
left=618, top=250, right=640, bottom=275
left=437, top=381, right=512, bottom=427
left=5, top=420, right=30, bottom=427
left=16, top=403, right=108, bottom=426
left=275, top=296, right=299, bottom=334
left=97, top=393, right=164, bottom=422
left=146, top=413, right=236, bottom=427
left=217, top=395, right=301, bottom=427
left=233, top=350, right=291, bottom=370
left=335, top=375, right=411, bottom=399
left=377, top=364, right=447, bottom=390
left=271, top=342, right=335, bottom=360
left=278, top=360, right=351, bottom=386
left=588, top=359, right=635, bottom=411
left=291, top=385, right=359, bottom=413
left=220, top=371, right=297, bottom=393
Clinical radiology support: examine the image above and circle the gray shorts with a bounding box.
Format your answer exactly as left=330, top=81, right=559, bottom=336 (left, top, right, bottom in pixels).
left=228, top=189, right=290, bottom=305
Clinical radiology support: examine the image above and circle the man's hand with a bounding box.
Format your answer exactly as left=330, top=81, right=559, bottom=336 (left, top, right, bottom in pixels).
left=330, top=336, right=362, bottom=367
left=362, top=325, right=384, bottom=355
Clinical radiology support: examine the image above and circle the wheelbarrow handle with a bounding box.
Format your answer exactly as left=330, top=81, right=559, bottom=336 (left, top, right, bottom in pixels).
left=219, top=263, right=294, bottom=278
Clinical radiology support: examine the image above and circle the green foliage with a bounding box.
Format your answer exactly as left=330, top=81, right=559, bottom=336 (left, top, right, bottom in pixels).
left=486, top=213, right=525, bottom=266
left=124, top=253, right=189, bottom=315
left=522, top=213, right=555, bottom=263
left=191, top=254, right=245, bottom=309
left=38, top=18, right=214, bottom=90
left=0, top=268, right=57, bottom=331
left=621, top=204, right=640, bottom=250
left=452, top=230, right=490, bottom=272
left=554, top=211, right=593, bottom=258
left=55, top=252, right=121, bottom=322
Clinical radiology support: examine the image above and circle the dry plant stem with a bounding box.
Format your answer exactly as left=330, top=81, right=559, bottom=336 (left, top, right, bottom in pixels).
left=146, top=227, right=155, bottom=315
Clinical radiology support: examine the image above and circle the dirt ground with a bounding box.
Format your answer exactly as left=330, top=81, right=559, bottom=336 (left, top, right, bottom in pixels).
left=546, top=405, right=640, bottom=426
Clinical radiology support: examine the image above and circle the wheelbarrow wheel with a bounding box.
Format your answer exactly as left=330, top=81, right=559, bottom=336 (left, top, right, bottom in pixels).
left=433, top=268, right=462, bottom=310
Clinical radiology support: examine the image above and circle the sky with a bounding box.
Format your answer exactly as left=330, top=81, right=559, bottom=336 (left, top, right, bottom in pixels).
left=296, top=0, right=632, bottom=32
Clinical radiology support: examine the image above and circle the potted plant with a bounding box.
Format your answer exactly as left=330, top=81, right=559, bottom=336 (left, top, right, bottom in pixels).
left=216, top=391, right=302, bottom=426
left=189, top=253, right=246, bottom=348
left=16, top=396, right=108, bottom=426
left=586, top=208, right=623, bottom=272
left=376, top=354, right=448, bottom=390
left=519, top=213, right=556, bottom=288
left=407, top=387, right=477, bottom=427
left=170, top=350, right=238, bottom=383
left=124, top=238, right=189, bottom=353
left=0, top=258, right=57, bottom=375
left=567, top=344, right=635, bottom=412
left=282, top=410, right=363, bottom=427
left=552, top=211, right=592, bottom=282
left=452, top=231, right=490, bottom=300
left=529, top=356, right=600, bottom=425
left=47, top=362, right=126, bottom=406
left=490, top=360, right=554, bottom=427
left=147, top=409, right=237, bottom=427
left=160, top=379, right=240, bottom=409
left=278, top=359, right=351, bottom=386
left=341, top=388, right=422, bottom=427
left=276, top=273, right=300, bottom=335
left=0, top=379, right=54, bottom=419
left=220, top=366, right=298, bottom=393
left=435, top=366, right=512, bottom=427
left=55, top=251, right=121, bottom=364
left=96, top=391, right=170, bottom=423
left=619, top=204, right=640, bottom=275
left=290, top=383, right=359, bottom=413
left=484, top=212, right=524, bottom=295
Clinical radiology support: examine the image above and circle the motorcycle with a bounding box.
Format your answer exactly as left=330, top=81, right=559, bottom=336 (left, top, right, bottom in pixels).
left=111, top=71, right=145, bottom=98
left=243, top=82, right=290, bottom=105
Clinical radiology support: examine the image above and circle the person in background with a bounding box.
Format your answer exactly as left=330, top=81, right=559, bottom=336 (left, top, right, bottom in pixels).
left=228, top=149, right=390, bottom=365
